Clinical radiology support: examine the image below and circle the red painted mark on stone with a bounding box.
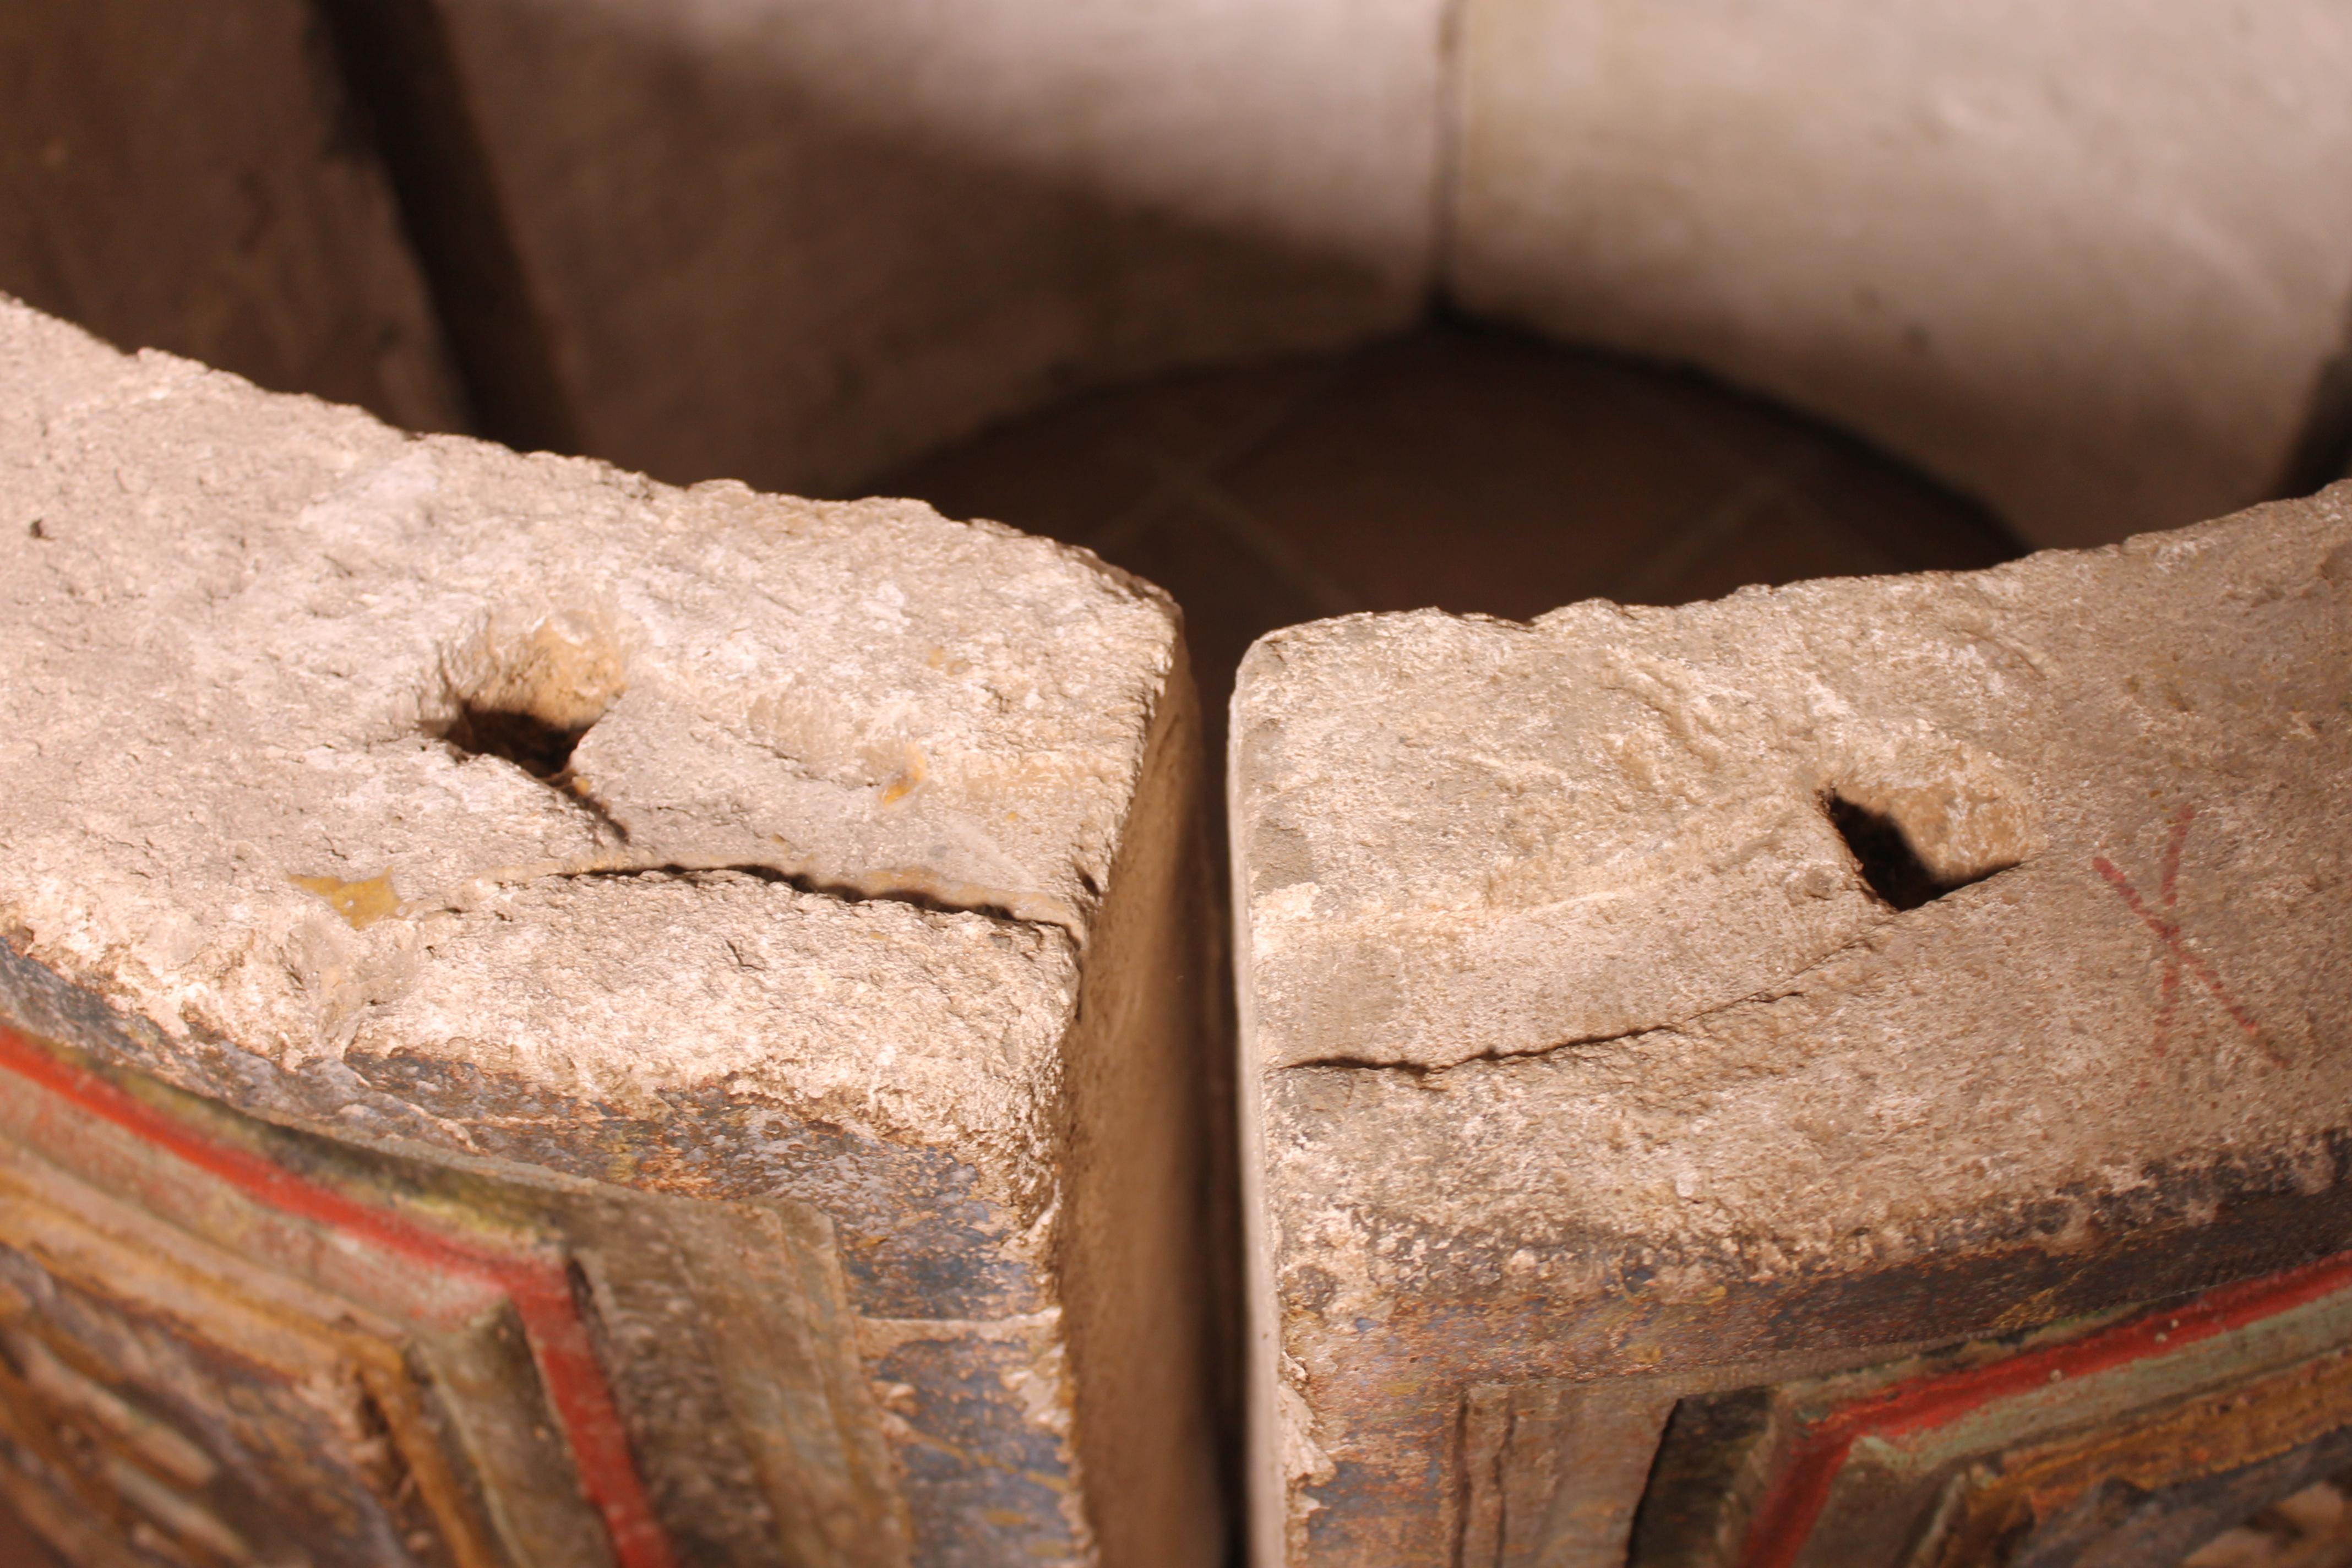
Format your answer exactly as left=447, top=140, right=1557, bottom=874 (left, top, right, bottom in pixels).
left=0, top=1023, right=677, bottom=1568
left=2092, top=804, right=2267, bottom=1059
left=1740, top=1245, right=2352, bottom=1568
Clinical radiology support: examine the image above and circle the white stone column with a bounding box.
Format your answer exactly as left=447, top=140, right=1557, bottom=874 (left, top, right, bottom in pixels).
left=1447, top=0, right=2352, bottom=548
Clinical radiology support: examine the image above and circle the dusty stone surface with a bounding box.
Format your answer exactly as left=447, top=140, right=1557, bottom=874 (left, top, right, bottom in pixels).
left=0, top=297, right=1152, bottom=1163
left=0, top=297, right=1217, bottom=1565
left=0, top=0, right=466, bottom=436
left=1233, top=484, right=2352, bottom=1562
left=432, top=0, right=1444, bottom=495
left=1450, top=0, right=2352, bottom=549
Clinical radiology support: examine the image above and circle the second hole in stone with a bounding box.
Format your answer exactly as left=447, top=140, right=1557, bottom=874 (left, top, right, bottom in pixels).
left=1827, top=794, right=1954, bottom=912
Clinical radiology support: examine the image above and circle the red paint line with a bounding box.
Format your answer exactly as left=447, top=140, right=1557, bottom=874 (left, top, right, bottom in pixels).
left=2154, top=959, right=2181, bottom=1057
left=2107, top=851, right=2267, bottom=1048
left=1741, top=1248, right=2352, bottom=1568
left=2095, top=854, right=2262, bottom=1041
left=0, top=1023, right=676, bottom=1568
left=2092, top=805, right=2260, bottom=1043
left=2158, top=804, right=2189, bottom=908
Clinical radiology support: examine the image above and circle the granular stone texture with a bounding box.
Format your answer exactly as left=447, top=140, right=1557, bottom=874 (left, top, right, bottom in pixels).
left=1231, top=484, right=2352, bottom=1564
left=0, top=296, right=1221, bottom=1567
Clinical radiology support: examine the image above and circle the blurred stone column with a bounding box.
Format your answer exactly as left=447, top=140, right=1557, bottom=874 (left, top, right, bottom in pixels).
left=410, top=0, right=1450, bottom=496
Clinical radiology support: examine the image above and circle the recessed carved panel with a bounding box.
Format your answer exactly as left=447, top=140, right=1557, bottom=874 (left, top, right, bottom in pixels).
left=1621, top=1257, right=2352, bottom=1568
left=0, top=1023, right=906, bottom=1567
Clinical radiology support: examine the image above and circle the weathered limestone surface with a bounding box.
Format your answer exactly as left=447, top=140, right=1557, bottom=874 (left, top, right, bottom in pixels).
left=1450, top=0, right=2352, bottom=549
left=1232, top=486, right=2352, bottom=1562
left=0, top=0, right=467, bottom=436
left=426, top=0, right=1446, bottom=496
left=0, top=297, right=1220, bottom=1566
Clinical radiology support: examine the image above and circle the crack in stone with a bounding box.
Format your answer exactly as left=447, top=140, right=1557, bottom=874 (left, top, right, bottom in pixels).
left=553, top=772, right=633, bottom=845
left=1278, top=930, right=1889, bottom=1077
left=418, top=855, right=1054, bottom=933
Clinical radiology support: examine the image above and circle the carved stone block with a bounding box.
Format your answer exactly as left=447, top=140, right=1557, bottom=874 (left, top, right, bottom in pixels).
left=1231, top=483, right=2352, bottom=1563
left=0, top=297, right=1220, bottom=1566
left=423, top=0, right=1445, bottom=495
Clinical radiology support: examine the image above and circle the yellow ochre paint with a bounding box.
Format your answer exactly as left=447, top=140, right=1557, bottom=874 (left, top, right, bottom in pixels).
left=289, top=872, right=400, bottom=930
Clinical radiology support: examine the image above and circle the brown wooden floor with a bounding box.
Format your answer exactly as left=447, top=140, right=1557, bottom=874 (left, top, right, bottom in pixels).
left=880, top=318, right=2023, bottom=750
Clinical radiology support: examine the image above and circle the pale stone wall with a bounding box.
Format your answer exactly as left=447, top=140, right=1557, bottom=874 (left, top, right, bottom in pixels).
left=1231, top=484, right=2352, bottom=1562
left=1449, top=0, right=2352, bottom=549
left=0, top=296, right=1221, bottom=1566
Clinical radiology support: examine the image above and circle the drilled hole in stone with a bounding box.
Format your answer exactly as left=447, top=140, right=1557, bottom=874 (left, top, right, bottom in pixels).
left=431, top=616, right=625, bottom=781
left=441, top=701, right=590, bottom=779
left=1826, top=793, right=1985, bottom=911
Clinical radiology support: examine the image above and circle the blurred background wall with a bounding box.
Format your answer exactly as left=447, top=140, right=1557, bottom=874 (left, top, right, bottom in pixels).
left=0, top=0, right=466, bottom=434
left=4, top=0, right=2348, bottom=548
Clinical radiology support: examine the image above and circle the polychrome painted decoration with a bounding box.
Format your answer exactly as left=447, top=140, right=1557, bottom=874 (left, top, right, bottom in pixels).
left=0, top=1023, right=903, bottom=1568
left=1629, top=1257, right=2352, bottom=1567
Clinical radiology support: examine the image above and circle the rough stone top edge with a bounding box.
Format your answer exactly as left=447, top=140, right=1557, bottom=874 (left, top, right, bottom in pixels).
left=1231, top=486, right=2352, bottom=1259
left=0, top=297, right=1181, bottom=1176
